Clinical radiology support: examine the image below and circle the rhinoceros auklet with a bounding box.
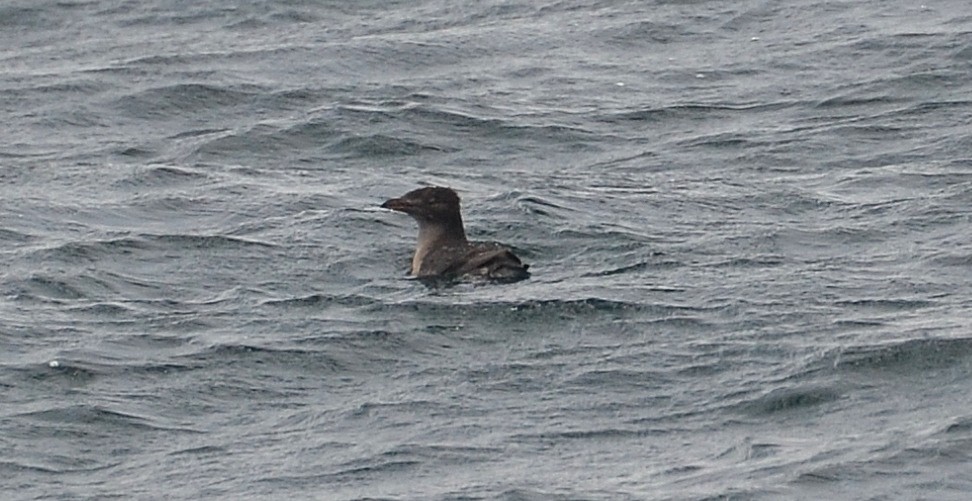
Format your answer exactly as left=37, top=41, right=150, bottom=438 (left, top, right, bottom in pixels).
left=381, top=187, right=530, bottom=282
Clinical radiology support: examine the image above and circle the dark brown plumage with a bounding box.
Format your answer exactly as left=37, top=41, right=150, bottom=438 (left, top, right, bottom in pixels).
left=381, top=187, right=530, bottom=282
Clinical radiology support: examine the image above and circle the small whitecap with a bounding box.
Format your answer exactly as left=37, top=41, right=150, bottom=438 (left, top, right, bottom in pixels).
left=751, top=36, right=760, bottom=41
left=695, top=73, right=705, bottom=79
left=49, top=360, right=60, bottom=368
left=616, top=82, right=625, bottom=87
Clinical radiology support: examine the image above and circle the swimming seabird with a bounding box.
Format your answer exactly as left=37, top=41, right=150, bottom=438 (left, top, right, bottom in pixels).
left=381, top=186, right=530, bottom=282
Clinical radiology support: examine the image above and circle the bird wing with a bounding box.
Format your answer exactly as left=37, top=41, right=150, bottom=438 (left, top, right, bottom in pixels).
left=451, top=244, right=530, bottom=281
left=417, top=242, right=529, bottom=282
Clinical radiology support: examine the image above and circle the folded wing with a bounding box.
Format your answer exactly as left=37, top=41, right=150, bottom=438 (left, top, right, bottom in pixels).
left=452, top=245, right=530, bottom=281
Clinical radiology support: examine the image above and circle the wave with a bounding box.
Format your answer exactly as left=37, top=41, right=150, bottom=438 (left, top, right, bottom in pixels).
left=112, top=83, right=263, bottom=119
left=113, top=165, right=210, bottom=189
left=735, top=384, right=843, bottom=416
left=834, top=336, right=972, bottom=373
left=327, top=134, right=448, bottom=157
left=16, top=403, right=191, bottom=433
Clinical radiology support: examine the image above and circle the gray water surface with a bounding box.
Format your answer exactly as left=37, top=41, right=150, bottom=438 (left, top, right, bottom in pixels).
left=3, top=1, right=972, bottom=499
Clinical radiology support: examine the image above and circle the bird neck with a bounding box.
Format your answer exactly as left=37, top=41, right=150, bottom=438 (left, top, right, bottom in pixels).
left=412, top=218, right=467, bottom=274
left=416, top=217, right=467, bottom=247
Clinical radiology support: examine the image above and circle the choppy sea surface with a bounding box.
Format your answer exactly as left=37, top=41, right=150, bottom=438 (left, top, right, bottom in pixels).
left=3, top=1, right=972, bottom=499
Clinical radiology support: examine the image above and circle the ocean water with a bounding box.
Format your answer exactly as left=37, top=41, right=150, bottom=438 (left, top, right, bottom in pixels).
left=3, top=0, right=972, bottom=499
